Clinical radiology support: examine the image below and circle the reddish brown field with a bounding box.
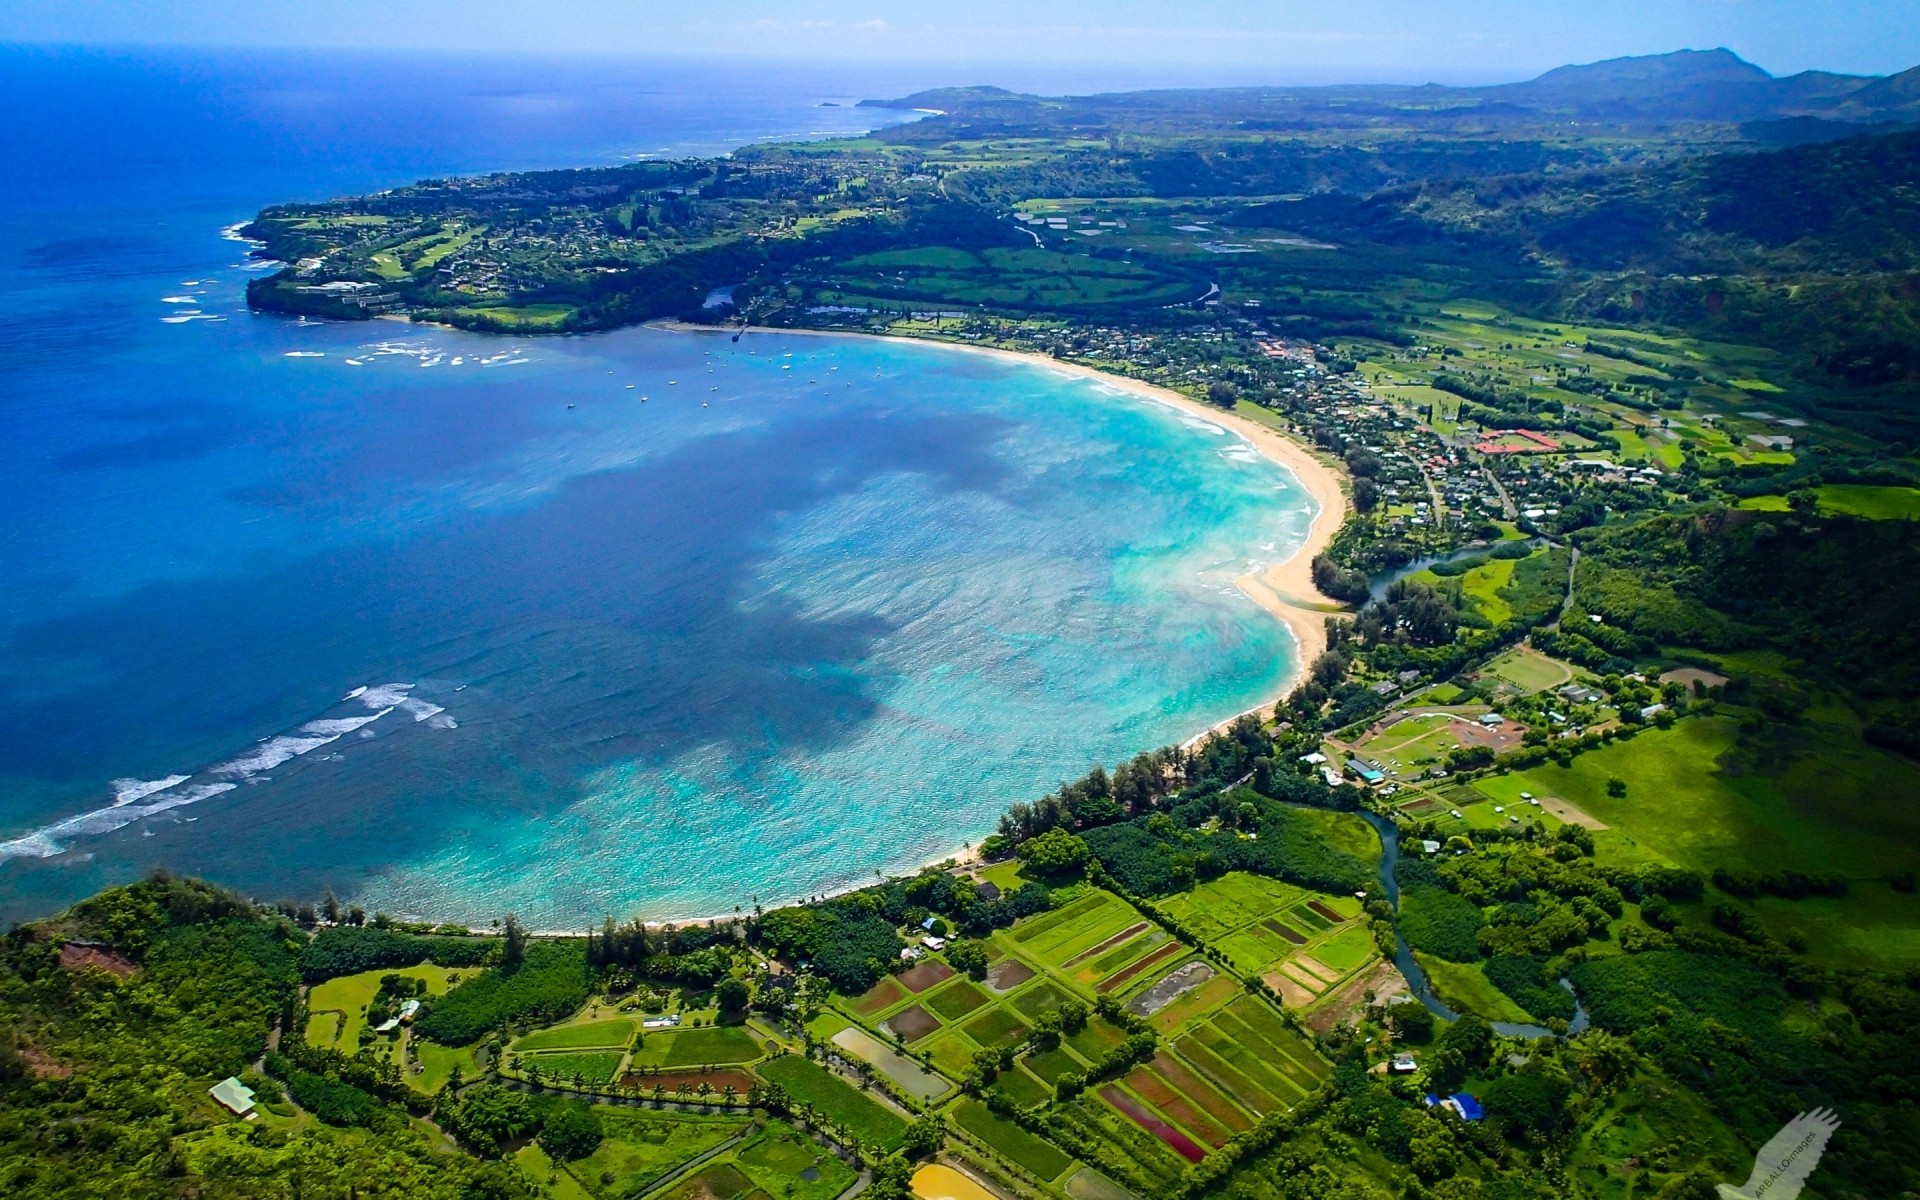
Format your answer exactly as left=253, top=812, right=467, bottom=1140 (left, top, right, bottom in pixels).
left=618, top=1067, right=756, bottom=1096
left=897, top=960, right=954, bottom=993
left=884, top=1005, right=941, bottom=1043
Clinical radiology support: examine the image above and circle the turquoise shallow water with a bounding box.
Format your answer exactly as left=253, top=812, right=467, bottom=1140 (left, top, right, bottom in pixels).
left=0, top=47, right=1313, bottom=925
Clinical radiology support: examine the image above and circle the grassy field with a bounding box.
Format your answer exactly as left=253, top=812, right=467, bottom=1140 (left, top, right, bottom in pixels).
left=306, top=964, right=475, bottom=1053
left=630, top=1025, right=763, bottom=1069
left=1483, top=646, right=1575, bottom=694
left=1495, top=713, right=1920, bottom=962
left=733, top=1120, right=857, bottom=1200
left=564, top=1110, right=746, bottom=1199
left=411, top=1039, right=484, bottom=1094
left=513, top=1018, right=634, bottom=1052
left=754, top=1055, right=908, bottom=1150
left=953, top=1098, right=1076, bottom=1180
left=1415, top=954, right=1534, bottom=1024
left=1739, top=484, right=1920, bottom=520
left=515, top=1143, right=596, bottom=1200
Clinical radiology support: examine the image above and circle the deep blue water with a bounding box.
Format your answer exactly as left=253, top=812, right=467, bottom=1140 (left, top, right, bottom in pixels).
left=0, top=47, right=1314, bottom=925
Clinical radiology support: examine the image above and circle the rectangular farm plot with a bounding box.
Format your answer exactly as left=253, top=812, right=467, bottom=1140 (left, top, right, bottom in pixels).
left=1187, top=1023, right=1310, bottom=1107
left=513, top=1017, right=634, bottom=1052
left=1220, top=999, right=1328, bottom=1087
left=985, top=959, right=1035, bottom=993
left=1173, top=1034, right=1287, bottom=1115
left=995, top=1064, right=1054, bottom=1109
left=830, top=1027, right=952, bottom=1102
left=961, top=1006, right=1031, bottom=1049
left=883, top=1005, right=941, bottom=1043
left=923, top=1031, right=979, bottom=1079
left=1288, top=905, right=1333, bottom=933
left=1263, top=918, right=1308, bottom=946
left=529, top=1050, right=623, bottom=1085
left=1310, top=925, right=1378, bottom=974
left=925, top=979, right=993, bottom=1022
left=621, top=1066, right=757, bottom=1095
left=1122, top=1063, right=1233, bottom=1147
left=1072, top=929, right=1169, bottom=986
left=1008, top=892, right=1111, bottom=944
left=1027, top=903, right=1145, bottom=966
left=1146, top=970, right=1240, bottom=1035
left=1062, top=921, right=1151, bottom=968
left=851, top=976, right=906, bottom=1018
left=630, top=1025, right=763, bottom=1069
left=1098, top=1085, right=1206, bottom=1163
left=953, top=1099, right=1076, bottom=1181
left=1096, top=941, right=1185, bottom=995
left=1157, top=872, right=1309, bottom=940
left=896, top=959, right=955, bottom=993
left=1023, top=1044, right=1087, bottom=1085
left=1066, top=1018, right=1127, bottom=1060
left=1153, top=1051, right=1254, bottom=1132
left=1264, top=969, right=1320, bottom=1008
left=1010, top=980, right=1072, bottom=1021
left=754, top=1055, right=909, bottom=1150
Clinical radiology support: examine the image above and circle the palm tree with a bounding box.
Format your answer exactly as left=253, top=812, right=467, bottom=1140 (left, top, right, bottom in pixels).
left=722, top=1083, right=738, bottom=1106
left=651, top=1083, right=666, bottom=1105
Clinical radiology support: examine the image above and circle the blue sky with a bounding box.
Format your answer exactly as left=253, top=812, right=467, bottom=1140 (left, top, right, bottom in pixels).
left=5, top=1, right=1916, bottom=86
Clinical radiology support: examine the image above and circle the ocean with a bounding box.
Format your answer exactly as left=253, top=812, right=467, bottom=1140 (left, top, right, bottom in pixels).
left=0, top=46, right=1315, bottom=926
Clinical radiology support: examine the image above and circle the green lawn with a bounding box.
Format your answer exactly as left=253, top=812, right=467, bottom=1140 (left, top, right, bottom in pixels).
left=1483, top=646, right=1574, bottom=694
left=513, top=1018, right=634, bottom=1052
left=515, top=1143, right=597, bottom=1200
left=753, top=1056, right=908, bottom=1150
left=630, top=1025, right=763, bottom=1069
left=411, top=1039, right=484, bottom=1095
left=1415, top=955, right=1534, bottom=1024
left=306, top=964, right=475, bottom=1053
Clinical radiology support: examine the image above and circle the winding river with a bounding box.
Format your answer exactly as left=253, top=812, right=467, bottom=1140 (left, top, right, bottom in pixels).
left=1358, top=811, right=1588, bottom=1040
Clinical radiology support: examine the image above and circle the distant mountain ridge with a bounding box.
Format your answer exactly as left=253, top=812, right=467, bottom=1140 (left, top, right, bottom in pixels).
left=864, top=48, right=1920, bottom=134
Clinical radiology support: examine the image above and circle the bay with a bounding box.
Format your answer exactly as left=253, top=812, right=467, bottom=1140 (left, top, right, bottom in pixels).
left=0, top=47, right=1314, bottom=925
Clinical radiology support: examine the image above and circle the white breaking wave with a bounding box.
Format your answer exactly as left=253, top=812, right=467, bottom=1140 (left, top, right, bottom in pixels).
left=299, top=712, right=390, bottom=737
left=0, top=783, right=238, bottom=862
left=212, top=734, right=340, bottom=777
left=0, top=680, right=456, bottom=865
left=111, top=775, right=191, bottom=806
left=357, top=682, right=415, bottom=708
left=399, top=698, right=444, bottom=722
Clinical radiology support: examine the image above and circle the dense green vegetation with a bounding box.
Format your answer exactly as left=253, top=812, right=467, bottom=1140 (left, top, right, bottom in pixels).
left=416, top=941, right=591, bottom=1045
left=0, top=875, right=525, bottom=1198
left=297, top=925, right=499, bottom=982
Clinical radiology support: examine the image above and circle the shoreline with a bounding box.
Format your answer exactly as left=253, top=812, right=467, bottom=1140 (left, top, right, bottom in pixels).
left=521, top=321, right=1348, bottom=933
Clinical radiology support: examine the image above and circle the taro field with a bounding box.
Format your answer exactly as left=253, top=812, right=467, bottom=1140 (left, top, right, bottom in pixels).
left=825, top=884, right=1336, bottom=1196
left=1156, top=872, right=1372, bottom=1007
